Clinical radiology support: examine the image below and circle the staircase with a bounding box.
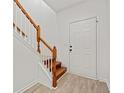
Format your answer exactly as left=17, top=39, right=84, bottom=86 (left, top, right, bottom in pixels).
left=13, top=0, right=67, bottom=88
left=43, top=60, right=67, bottom=80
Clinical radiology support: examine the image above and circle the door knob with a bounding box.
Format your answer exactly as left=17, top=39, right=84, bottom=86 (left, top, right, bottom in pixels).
left=70, top=45, right=72, bottom=48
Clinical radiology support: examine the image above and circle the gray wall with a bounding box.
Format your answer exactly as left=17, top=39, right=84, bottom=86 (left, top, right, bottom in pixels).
left=56, top=0, right=110, bottom=87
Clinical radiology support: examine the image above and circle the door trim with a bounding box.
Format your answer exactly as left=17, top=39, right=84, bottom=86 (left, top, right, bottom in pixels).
left=68, top=16, right=99, bottom=80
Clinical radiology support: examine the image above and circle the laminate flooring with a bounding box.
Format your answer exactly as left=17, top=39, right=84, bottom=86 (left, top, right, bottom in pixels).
left=23, top=73, right=109, bottom=93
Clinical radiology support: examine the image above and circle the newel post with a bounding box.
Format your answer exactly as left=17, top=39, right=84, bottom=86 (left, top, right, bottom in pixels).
left=52, top=46, right=57, bottom=88
left=37, top=25, right=41, bottom=53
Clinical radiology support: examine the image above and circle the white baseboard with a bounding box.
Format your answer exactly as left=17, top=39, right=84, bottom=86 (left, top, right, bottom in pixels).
left=69, top=72, right=98, bottom=81
left=15, top=79, right=53, bottom=93
left=38, top=80, right=52, bottom=89
left=106, top=81, right=110, bottom=89
left=99, top=79, right=110, bottom=90
left=15, top=80, right=39, bottom=93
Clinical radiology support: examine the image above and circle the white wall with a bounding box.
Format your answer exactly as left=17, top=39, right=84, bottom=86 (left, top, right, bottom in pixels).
left=13, top=35, right=52, bottom=92
left=56, top=0, right=110, bottom=87
left=13, top=37, right=39, bottom=92
left=14, top=0, right=110, bottom=89
left=38, top=64, right=52, bottom=88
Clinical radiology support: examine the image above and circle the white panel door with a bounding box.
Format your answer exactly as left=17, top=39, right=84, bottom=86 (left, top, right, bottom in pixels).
left=69, top=18, right=97, bottom=79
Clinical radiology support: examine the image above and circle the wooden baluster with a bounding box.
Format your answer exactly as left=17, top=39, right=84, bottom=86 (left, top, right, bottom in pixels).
left=44, top=56, right=46, bottom=66
left=37, top=25, right=41, bottom=53
left=52, top=46, right=57, bottom=88
left=44, top=60, right=46, bottom=65
left=49, top=58, right=51, bottom=72
left=47, top=59, right=48, bottom=68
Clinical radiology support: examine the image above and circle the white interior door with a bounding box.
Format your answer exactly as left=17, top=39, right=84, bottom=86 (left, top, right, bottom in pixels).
left=69, top=18, right=97, bottom=79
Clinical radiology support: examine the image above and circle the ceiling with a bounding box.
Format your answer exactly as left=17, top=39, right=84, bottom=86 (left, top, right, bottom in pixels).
left=43, top=0, right=87, bottom=12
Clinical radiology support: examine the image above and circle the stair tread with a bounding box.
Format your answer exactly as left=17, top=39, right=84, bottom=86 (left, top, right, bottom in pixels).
left=56, top=67, right=67, bottom=80
left=51, top=61, right=61, bottom=68
left=56, top=61, right=61, bottom=66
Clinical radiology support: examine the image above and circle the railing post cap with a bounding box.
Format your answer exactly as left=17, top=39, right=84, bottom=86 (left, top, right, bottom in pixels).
left=53, top=46, right=57, bottom=51
left=37, top=25, right=40, bottom=30
left=53, top=46, right=56, bottom=49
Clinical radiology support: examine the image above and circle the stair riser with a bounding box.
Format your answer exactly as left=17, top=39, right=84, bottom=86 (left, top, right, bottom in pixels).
left=56, top=63, right=61, bottom=69
left=56, top=68, right=67, bottom=80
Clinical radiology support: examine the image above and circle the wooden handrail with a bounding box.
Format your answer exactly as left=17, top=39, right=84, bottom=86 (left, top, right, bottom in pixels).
left=14, top=0, right=38, bottom=29
left=40, top=38, right=53, bottom=52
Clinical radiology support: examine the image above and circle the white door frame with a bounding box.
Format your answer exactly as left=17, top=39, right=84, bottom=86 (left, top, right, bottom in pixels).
left=68, top=16, right=99, bottom=80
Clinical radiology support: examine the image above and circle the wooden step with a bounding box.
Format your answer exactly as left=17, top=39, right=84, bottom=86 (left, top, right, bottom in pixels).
left=56, top=61, right=61, bottom=68
left=56, top=67, right=67, bottom=80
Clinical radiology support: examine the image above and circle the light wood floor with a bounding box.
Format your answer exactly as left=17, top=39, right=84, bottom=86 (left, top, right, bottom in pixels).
left=23, top=73, right=109, bottom=93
